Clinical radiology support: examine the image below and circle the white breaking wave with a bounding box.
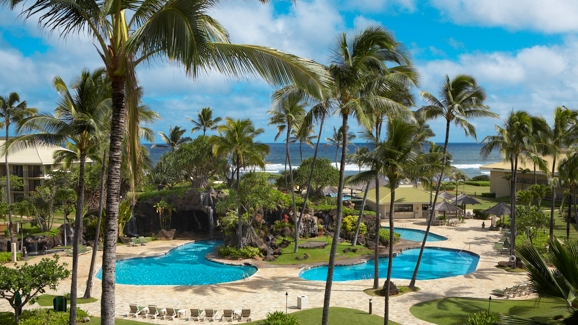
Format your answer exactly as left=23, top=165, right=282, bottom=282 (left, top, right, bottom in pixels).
left=257, top=163, right=370, bottom=173
left=452, top=163, right=486, bottom=169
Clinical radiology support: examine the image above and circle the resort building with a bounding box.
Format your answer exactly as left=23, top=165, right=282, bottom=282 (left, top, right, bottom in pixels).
left=365, top=185, right=434, bottom=219
left=0, top=139, right=71, bottom=202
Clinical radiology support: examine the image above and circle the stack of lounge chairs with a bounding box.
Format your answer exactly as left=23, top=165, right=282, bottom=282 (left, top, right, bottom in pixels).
left=128, top=305, right=251, bottom=322
left=494, top=237, right=510, bottom=254
left=492, top=283, right=532, bottom=298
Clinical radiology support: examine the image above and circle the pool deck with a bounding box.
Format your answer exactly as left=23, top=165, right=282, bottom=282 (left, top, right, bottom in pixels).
left=1, top=219, right=532, bottom=324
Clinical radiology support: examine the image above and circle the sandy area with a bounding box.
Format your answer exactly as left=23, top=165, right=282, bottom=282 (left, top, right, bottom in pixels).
left=0, top=218, right=531, bottom=324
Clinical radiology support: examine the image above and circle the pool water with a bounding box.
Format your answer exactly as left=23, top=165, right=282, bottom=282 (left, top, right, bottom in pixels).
left=96, top=240, right=257, bottom=285
left=384, top=227, right=447, bottom=242
left=299, top=247, right=479, bottom=281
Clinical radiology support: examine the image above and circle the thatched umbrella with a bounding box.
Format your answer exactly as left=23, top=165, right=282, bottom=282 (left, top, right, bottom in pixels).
left=439, top=191, right=455, bottom=200
left=453, top=193, right=481, bottom=215
left=435, top=201, right=463, bottom=218
left=483, top=202, right=511, bottom=227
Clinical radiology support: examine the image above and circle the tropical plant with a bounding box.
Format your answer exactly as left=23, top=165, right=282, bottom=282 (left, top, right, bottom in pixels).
left=557, top=151, right=578, bottom=239
left=188, top=107, right=222, bottom=136
left=211, top=118, right=270, bottom=248
left=4, top=1, right=329, bottom=322
left=324, top=126, right=355, bottom=169
left=173, top=136, right=228, bottom=188
left=11, top=68, right=110, bottom=317
left=481, top=110, right=546, bottom=267
left=158, top=125, right=192, bottom=152
left=411, top=74, right=496, bottom=288
left=293, top=158, right=339, bottom=196
left=516, top=205, right=548, bottom=243
left=528, top=183, right=552, bottom=207
left=0, top=92, right=37, bottom=246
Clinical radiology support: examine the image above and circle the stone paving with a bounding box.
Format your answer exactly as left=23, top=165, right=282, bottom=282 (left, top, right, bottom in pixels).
left=0, top=219, right=532, bottom=324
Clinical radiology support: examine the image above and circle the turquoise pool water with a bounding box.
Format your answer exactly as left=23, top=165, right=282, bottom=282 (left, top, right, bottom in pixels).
left=385, top=227, right=447, bottom=242
left=96, top=240, right=257, bottom=285
left=299, top=247, right=479, bottom=281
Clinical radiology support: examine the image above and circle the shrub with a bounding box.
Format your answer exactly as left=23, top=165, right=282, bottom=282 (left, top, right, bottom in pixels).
left=378, top=228, right=400, bottom=246
left=218, top=245, right=262, bottom=259
left=481, top=192, right=496, bottom=198
left=272, top=220, right=292, bottom=235
left=473, top=209, right=490, bottom=220
left=0, top=252, right=21, bottom=264
left=441, top=184, right=455, bottom=191
left=472, top=175, right=490, bottom=181
left=464, top=181, right=490, bottom=187
left=465, top=310, right=500, bottom=325
left=19, top=308, right=89, bottom=325
left=260, top=311, right=300, bottom=325
left=341, top=215, right=367, bottom=235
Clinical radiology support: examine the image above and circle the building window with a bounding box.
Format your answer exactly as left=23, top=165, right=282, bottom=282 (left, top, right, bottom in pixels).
left=394, top=204, right=413, bottom=212
left=12, top=165, right=23, bottom=177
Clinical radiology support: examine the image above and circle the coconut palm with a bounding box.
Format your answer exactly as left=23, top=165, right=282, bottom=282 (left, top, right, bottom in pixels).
left=11, top=68, right=110, bottom=321
left=481, top=110, right=545, bottom=266
left=557, top=152, right=578, bottom=239
left=211, top=118, right=270, bottom=248
left=324, top=126, right=356, bottom=169
left=158, top=126, right=192, bottom=151
left=321, top=26, right=417, bottom=325
left=376, top=118, right=430, bottom=324
left=540, top=107, right=578, bottom=237
left=5, top=1, right=329, bottom=322
left=268, top=89, right=306, bottom=247
left=410, top=74, right=495, bottom=288
left=293, top=121, right=316, bottom=163
left=188, top=107, right=222, bottom=136
left=0, top=92, right=37, bottom=245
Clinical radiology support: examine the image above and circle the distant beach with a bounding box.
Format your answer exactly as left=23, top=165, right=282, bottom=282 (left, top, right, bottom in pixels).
left=148, top=142, right=501, bottom=178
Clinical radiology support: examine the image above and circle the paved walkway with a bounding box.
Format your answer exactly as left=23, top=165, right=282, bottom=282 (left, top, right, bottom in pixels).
left=0, top=219, right=531, bottom=324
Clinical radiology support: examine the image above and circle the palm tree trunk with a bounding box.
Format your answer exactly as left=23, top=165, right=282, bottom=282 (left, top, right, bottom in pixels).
left=352, top=182, right=370, bottom=246
left=300, top=141, right=304, bottom=163
left=236, top=162, right=243, bottom=249
left=295, top=112, right=325, bottom=253
left=384, top=186, right=396, bottom=325
left=69, top=153, right=87, bottom=324
left=322, top=113, right=348, bottom=325
left=101, top=76, right=127, bottom=325
left=84, top=151, right=107, bottom=299
left=510, top=156, right=519, bottom=267
left=409, top=121, right=451, bottom=288
left=5, top=125, right=14, bottom=246
left=373, top=179, right=380, bottom=289
left=567, top=193, right=571, bottom=240
left=286, top=127, right=299, bottom=247
left=549, top=157, right=557, bottom=237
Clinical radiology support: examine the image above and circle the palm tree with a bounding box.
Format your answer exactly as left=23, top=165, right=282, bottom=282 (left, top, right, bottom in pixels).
left=211, top=118, right=270, bottom=248
left=158, top=126, right=192, bottom=151
left=481, top=110, right=544, bottom=267
left=557, top=152, right=578, bottom=239
left=268, top=89, right=306, bottom=247
left=376, top=118, right=430, bottom=325
left=5, top=2, right=329, bottom=322
left=12, top=68, right=110, bottom=322
left=324, top=126, right=356, bottom=169
left=188, top=107, right=222, bottom=136
left=540, top=106, right=578, bottom=237
left=0, top=92, right=37, bottom=246
left=293, top=121, right=316, bottom=163
left=410, top=74, right=495, bottom=288
left=321, top=26, right=417, bottom=325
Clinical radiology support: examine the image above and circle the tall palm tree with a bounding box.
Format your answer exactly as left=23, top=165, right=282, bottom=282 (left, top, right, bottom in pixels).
left=5, top=2, right=329, bottom=322
left=158, top=126, right=192, bottom=151
left=188, top=107, right=222, bottom=136
left=481, top=110, right=544, bottom=267
left=324, top=126, right=356, bottom=169
left=321, top=26, right=417, bottom=325
left=557, top=152, right=578, bottom=239
left=293, top=121, right=316, bottom=163
left=211, top=118, right=270, bottom=248
left=410, top=74, right=495, bottom=288
left=0, top=92, right=37, bottom=246
left=268, top=89, right=306, bottom=246
left=540, top=106, right=578, bottom=237
left=376, top=118, right=430, bottom=325
left=12, top=68, right=110, bottom=322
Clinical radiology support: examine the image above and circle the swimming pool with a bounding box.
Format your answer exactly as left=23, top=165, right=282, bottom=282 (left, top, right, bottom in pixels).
left=96, top=240, right=257, bottom=285
left=299, top=247, right=479, bottom=281
left=384, top=227, right=447, bottom=242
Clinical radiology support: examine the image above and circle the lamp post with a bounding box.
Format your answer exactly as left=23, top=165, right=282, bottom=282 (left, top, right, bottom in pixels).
left=285, top=292, right=288, bottom=314
left=488, top=296, right=492, bottom=312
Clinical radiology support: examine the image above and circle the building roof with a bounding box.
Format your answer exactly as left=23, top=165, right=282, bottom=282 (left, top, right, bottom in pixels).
left=0, top=139, right=67, bottom=165
left=365, top=186, right=432, bottom=205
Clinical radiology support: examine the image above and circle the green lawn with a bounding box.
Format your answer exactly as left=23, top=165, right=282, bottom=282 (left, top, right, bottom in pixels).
left=410, top=297, right=570, bottom=325
left=35, top=294, right=97, bottom=306
left=268, top=237, right=374, bottom=265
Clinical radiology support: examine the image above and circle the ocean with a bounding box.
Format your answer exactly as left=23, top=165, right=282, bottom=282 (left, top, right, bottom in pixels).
left=148, top=142, right=501, bottom=178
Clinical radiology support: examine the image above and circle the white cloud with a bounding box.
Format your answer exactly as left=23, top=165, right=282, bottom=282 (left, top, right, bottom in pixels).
left=431, top=0, right=578, bottom=33
left=341, top=0, right=417, bottom=13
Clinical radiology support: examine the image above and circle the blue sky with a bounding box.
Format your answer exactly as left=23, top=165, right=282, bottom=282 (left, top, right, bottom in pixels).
left=1, top=0, right=576, bottom=144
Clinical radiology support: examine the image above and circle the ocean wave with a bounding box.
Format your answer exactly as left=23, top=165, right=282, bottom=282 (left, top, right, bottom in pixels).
left=451, top=163, right=487, bottom=169
left=258, top=163, right=370, bottom=173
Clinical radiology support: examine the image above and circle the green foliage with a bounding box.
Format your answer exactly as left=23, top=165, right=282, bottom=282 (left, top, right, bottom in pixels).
left=172, top=137, right=228, bottom=188
left=465, top=311, right=500, bottom=325
left=473, top=209, right=490, bottom=220
left=481, top=192, right=496, bottom=198
left=293, top=157, right=339, bottom=195
left=516, top=205, right=549, bottom=243
left=18, top=308, right=89, bottom=325
left=218, top=245, right=262, bottom=259
left=341, top=215, right=366, bottom=235
left=463, top=181, right=490, bottom=187
left=137, top=185, right=190, bottom=201
left=378, top=228, right=400, bottom=246
left=0, top=252, right=21, bottom=264
left=260, top=311, right=300, bottom=325
left=0, top=255, right=70, bottom=320
left=272, top=220, right=292, bottom=233
left=472, top=175, right=490, bottom=181
left=219, top=211, right=239, bottom=235
left=217, top=172, right=284, bottom=217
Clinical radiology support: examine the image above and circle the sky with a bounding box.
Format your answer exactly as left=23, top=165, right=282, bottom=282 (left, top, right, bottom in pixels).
left=1, top=0, right=577, bottom=144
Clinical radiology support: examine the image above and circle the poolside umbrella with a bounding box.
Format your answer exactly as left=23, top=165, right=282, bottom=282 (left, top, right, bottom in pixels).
left=434, top=201, right=462, bottom=218
left=439, top=191, right=455, bottom=200
left=322, top=186, right=338, bottom=196
left=483, top=202, right=511, bottom=226
left=453, top=193, right=481, bottom=215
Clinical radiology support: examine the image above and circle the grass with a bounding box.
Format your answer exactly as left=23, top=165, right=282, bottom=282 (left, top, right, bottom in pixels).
left=35, top=294, right=97, bottom=306
left=409, top=297, right=570, bottom=325
left=267, top=237, right=374, bottom=265
left=363, top=286, right=420, bottom=297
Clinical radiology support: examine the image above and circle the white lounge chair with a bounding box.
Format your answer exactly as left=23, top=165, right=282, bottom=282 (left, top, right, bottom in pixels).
left=145, top=305, right=162, bottom=319
left=240, top=309, right=251, bottom=322
left=204, top=309, right=219, bottom=322
left=163, top=307, right=185, bottom=320
left=187, top=308, right=206, bottom=321
left=221, top=309, right=237, bottom=322
left=128, top=304, right=146, bottom=317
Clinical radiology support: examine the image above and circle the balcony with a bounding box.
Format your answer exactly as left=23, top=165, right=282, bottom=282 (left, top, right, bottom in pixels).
left=8, top=171, right=43, bottom=178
